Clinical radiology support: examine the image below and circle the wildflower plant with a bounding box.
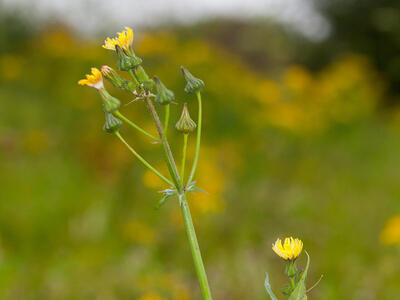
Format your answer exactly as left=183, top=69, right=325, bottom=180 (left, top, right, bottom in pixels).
left=78, top=27, right=320, bottom=300
left=266, top=237, right=321, bottom=300
left=79, top=27, right=212, bottom=299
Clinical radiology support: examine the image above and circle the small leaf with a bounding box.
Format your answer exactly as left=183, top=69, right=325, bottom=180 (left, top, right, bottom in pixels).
left=264, top=272, right=278, bottom=300
left=288, top=251, right=310, bottom=300
left=155, top=189, right=178, bottom=210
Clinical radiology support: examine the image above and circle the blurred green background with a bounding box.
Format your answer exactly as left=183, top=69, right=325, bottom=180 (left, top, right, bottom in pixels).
left=1, top=0, right=400, bottom=299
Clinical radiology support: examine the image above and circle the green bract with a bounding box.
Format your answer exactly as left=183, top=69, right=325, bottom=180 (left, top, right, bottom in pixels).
left=154, top=76, right=174, bottom=105
left=103, top=112, right=122, bottom=133
left=181, top=66, right=204, bottom=94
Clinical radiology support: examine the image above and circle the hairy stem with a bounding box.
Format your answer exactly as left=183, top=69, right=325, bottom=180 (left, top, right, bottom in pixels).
left=164, top=104, right=170, bottom=140
left=114, top=131, right=173, bottom=186
left=114, top=110, right=159, bottom=141
left=180, top=193, right=213, bottom=300
left=187, top=91, right=202, bottom=185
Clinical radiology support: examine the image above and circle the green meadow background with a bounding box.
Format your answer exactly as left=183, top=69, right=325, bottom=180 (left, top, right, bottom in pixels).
left=1, top=2, right=400, bottom=299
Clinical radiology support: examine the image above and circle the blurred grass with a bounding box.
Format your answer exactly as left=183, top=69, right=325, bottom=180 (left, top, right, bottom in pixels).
left=1, top=23, right=400, bottom=300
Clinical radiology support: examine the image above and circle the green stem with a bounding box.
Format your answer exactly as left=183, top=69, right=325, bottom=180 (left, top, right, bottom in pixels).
left=114, top=131, right=173, bottom=186
left=114, top=110, right=159, bottom=142
left=164, top=104, right=170, bottom=140
left=187, top=91, right=202, bottom=185
left=144, top=96, right=181, bottom=190
left=290, top=277, right=296, bottom=289
left=180, top=194, right=213, bottom=300
left=180, top=134, right=188, bottom=186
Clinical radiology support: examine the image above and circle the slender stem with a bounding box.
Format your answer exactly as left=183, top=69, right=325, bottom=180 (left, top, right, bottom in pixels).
left=114, top=110, right=159, bottom=141
left=114, top=131, right=173, bottom=186
left=290, top=277, right=296, bottom=289
left=164, top=104, right=170, bottom=140
left=180, top=134, right=188, bottom=186
left=180, top=194, right=213, bottom=300
left=187, top=91, right=202, bottom=185
left=144, top=95, right=181, bottom=191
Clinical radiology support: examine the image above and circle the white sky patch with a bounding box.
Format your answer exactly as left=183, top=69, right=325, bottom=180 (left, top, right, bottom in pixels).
left=1, top=0, right=331, bottom=41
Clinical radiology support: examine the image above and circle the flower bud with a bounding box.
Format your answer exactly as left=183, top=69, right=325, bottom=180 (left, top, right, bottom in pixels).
left=101, top=65, right=137, bottom=93
left=142, top=79, right=155, bottom=92
left=181, top=66, right=204, bottom=94
left=154, top=76, right=174, bottom=105
left=103, top=112, right=122, bottom=133
left=134, top=65, right=150, bottom=83
left=101, top=65, right=127, bottom=88
left=116, top=45, right=142, bottom=71
left=284, top=261, right=299, bottom=278
left=99, top=88, right=121, bottom=113
left=175, top=103, right=197, bottom=134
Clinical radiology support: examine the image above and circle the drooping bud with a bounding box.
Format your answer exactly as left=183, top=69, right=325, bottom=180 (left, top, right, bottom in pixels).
left=99, top=88, right=121, bottom=113
left=154, top=76, right=174, bottom=105
left=101, top=65, right=137, bottom=93
left=103, top=112, right=122, bottom=133
left=116, top=45, right=142, bottom=71
left=175, top=103, right=197, bottom=134
left=181, top=66, right=204, bottom=94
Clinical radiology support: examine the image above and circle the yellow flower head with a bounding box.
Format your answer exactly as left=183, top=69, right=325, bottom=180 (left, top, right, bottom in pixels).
left=78, top=67, right=103, bottom=89
left=102, top=27, right=134, bottom=52
left=272, top=237, right=303, bottom=260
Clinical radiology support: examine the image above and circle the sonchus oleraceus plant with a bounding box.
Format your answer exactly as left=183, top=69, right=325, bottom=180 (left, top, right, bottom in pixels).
left=78, top=26, right=321, bottom=300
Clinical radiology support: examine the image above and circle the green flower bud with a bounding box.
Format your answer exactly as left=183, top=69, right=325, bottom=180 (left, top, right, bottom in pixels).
left=175, top=103, right=197, bottom=134
left=116, top=45, right=142, bottom=71
left=285, top=260, right=299, bottom=278
left=99, top=88, right=121, bottom=113
left=134, top=65, right=150, bottom=83
left=103, top=112, right=122, bottom=133
left=181, top=66, right=204, bottom=94
left=101, top=65, right=130, bottom=89
left=154, top=76, right=174, bottom=105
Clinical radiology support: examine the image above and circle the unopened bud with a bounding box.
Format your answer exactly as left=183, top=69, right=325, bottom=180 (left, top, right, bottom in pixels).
left=134, top=65, right=150, bottom=83
left=175, top=103, right=196, bottom=134
left=101, top=65, right=137, bottom=93
left=99, top=88, right=121, bottom=113
left=154, top=76, right=174, bottom=105
left=181, top=66, right=204, bottom=94
left=103, top=112, right=122, bottom=133
left=116, top=45, right=142, bottom=71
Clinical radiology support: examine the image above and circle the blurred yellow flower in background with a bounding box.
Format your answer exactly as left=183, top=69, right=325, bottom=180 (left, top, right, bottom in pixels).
left=102, top=26, right=134, bottom=52
left=380, top=215, right=400, bottom=245
left=138, top=293, right=166, bottom=300
left=272, top=237, right=303, bottom=260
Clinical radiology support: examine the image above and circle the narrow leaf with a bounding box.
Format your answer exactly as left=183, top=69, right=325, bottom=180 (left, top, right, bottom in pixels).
left=264, top=272, right=278, bottom=300
left=288, top=251, right=310, bottom=300
left=155, top=193, right=171, bottom=210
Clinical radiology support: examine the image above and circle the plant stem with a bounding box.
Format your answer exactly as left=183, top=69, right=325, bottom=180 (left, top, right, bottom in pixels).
left=114, top=131, right=173, bottom=186
left=164, top=104, right=170, bottom=140
left=187, top=91, right=202, bottom=185
left=180, top=193, right=213, bottom=300
left=180, top=134, right=188, bottom=185
left=144, top=95, right=181, bottom=190
left=114, top=110, right=159, bottom=142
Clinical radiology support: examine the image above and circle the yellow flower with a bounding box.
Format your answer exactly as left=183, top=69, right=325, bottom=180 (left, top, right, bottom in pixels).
left=380, top=215, right=400, bottom=245
left=272, top=237, right=303, bottom=260
left=102, top=26, right=134, bottom=52
left=78, top=67, right=103, bottom=89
